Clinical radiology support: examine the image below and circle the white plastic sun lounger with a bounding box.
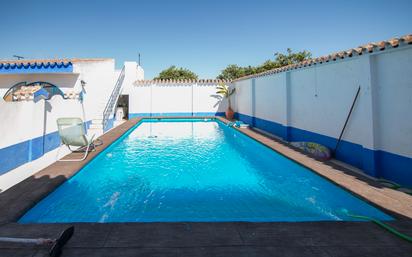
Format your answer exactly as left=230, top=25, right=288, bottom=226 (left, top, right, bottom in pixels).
left=56, top=118, right=95, bottom=162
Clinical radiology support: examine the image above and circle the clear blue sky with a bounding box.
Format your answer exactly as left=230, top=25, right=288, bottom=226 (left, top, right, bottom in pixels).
left=0, top=0, right=411, bottom=79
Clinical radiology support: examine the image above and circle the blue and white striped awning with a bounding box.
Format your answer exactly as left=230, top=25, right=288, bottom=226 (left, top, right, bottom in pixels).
left=0, top=60, right=73, bottom=74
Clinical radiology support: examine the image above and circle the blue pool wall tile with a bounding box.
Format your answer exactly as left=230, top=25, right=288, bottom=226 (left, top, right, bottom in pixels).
left=129, top=112, right=225, bottom=119
left=235, top=112, right=412, bottom=187
left=0, top=120, right=91, bottom=176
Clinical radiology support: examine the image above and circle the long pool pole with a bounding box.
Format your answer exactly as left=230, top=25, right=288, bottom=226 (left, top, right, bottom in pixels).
left=334, top=86, right=361, bottom=155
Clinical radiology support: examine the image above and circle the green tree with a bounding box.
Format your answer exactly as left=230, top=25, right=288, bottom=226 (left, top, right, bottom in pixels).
left=216, top=64, right=246, bottom=81
left=255, top=60, right=280, bottom=73
left=155, top=66, right=198, bottom=80
left=273, top=48, right=311, bottom=66
left=216, top=49, right=311, bottom=80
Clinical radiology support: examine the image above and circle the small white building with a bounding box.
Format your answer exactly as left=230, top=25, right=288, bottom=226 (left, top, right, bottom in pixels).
left=0, top=58, right=143, bottom=191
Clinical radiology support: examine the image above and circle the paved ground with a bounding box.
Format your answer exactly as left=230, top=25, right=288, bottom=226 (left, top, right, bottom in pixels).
left=0, top=117, right=411, bottom=257
left=0, top=221, right=412, bottom=257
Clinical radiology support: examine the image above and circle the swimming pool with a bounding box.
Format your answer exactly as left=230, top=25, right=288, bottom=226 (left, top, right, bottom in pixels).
left=19, top=119, right=392, bottom=223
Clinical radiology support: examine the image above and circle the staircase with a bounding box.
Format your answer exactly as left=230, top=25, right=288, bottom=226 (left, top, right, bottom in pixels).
left=89, top=66, right=126, bottom=136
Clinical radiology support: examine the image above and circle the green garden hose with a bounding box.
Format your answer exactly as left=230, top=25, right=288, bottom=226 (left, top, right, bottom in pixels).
left=346, top=212, right=412, bottom=243
left=377, top=178, right=402, bottom=189
left=376, top=179, right=412, bottom=195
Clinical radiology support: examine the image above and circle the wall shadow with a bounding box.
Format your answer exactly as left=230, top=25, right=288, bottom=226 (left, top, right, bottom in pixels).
left=246, top=126, right=412, bottom=221
left=210, top=94, right=227, bottom=115
left=0, top=172, right=70, bottom=224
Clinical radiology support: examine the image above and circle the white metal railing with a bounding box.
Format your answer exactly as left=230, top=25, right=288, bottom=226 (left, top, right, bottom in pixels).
left=102, top=66, right=125, bottom=130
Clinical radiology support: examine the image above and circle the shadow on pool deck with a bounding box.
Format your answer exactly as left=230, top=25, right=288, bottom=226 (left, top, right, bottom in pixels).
left=215, top=116, right=412, bottom=219
left=0, top=117, right=411, bottom=257
left=250, top=125, right=400, bottom=191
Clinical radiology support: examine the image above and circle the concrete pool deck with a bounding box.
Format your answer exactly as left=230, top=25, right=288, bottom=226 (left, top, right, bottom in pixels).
left=0, top=117, right=411, bottom=256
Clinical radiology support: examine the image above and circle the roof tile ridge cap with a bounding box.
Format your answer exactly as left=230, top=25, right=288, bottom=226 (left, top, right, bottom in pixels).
left=0, top=57, right=106, bottom=64
left=388, top=37, right=400, bottom=47
left=62, top=59, right=72, bottom=65
left=376, top=40, right=387, bottom=50
left=401, top=34, right=412, bottom=44
left=232, top=34, right=412, bottom=82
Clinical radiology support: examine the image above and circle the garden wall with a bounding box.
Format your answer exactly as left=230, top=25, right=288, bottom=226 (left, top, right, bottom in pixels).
left=232, top=44, right=412, bottom=186
left=129, top=80, right=228, bottom=117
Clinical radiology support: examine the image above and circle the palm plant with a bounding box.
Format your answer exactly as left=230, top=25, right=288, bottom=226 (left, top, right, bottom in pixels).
left=216, top=83, right=236, bottom=119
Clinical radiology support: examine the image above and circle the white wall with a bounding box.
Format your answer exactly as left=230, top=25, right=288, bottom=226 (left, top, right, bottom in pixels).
left=0, top=101, right=45, bottom=148
left=0, top=72, right=84, bottom=150
left=152, top=84, right=192, bottom=114
left=0, top=59, right=118, bottom=142
left=0, top=59, right=122, bottom=185
left=129, top=82, right=227, bottom=116
left=256, top=74, right=288, bottom=125
left=73, top=60, right=116, bottom=121
left=373, top=48, right=412, bottom=157
left=288, top=59, right=367, bottom=145
left=234, top=79, right=252, bottom=117
left=232, top=45, right=412, bottom=184
left=129, top=84, right=152, bottom=115
left=0, top=73, right=79, bottom=96
left=121, top=62, right=144, bottom=95
left=234, top=46, right=412, bottom=155
left=0, top=97, right=84, bottom=149
left=193, top=83, right=228, bottom=114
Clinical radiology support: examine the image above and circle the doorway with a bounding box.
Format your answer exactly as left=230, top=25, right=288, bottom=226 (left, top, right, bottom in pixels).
left=116, top=95, right=129, bottom=120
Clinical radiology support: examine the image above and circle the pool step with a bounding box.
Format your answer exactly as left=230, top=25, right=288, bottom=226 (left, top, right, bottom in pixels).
left=88, top=119, right=104, bottom=136
left=90, top=123, right=103, bottom=129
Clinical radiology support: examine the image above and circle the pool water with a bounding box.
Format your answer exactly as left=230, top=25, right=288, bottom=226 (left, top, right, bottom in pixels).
left=19, top=119, right=392, bottom=223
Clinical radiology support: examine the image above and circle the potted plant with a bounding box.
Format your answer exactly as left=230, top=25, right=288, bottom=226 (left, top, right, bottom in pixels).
left=216, top=83, right=236, bottom=120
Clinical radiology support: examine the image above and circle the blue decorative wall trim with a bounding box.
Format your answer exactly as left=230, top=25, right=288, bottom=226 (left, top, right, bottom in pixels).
left=43, top=131, right=61, bottom=153
left=84, top=120, right=92, bottom=131
left=0, top=62, right=73, bottom=74
left=129, top=112, right=225, bottom=119
left=235, top=112, right=412, bottom=186
left=0, top=120, right=91, bottom=176
left=235, top=113, right=288, bottom=140
left=104, top=118, right=115, bottom=133
left=377, top=150, right=412, bottom=186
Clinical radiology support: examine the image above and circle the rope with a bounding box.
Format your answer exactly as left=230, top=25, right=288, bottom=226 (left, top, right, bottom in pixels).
left=93, top=138, right=103, bottom=147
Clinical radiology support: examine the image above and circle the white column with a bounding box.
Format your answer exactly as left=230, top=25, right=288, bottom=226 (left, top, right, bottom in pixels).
left=358, top=54, right=379, bottom=176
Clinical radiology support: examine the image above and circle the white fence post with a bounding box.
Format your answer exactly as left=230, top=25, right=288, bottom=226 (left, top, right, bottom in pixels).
left=358, top=54, right=379, bottom=176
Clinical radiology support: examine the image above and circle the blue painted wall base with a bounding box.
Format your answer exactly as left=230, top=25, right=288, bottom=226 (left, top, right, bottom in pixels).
left=235, top=112, right=412, bottom=187
left=0, top=120, right=92, bottom=175
left=129, top=112, right=225, bottom=119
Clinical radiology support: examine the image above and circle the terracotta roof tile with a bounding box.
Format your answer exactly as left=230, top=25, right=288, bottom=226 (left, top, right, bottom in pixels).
left=0, top=58, right=112, bottom=65
left=402, top=34, right=412, bottom=43
left=233, top=34, right=412, bottom=82
left=134, top=79, right=230, bottom=85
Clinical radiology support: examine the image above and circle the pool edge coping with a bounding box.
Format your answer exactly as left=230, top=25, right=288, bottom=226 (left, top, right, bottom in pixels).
left=0, top=118, right=143, bottom=224
left=0, top=116, right=411, bottom=225
left=215, top=116, right=412, bottom=220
